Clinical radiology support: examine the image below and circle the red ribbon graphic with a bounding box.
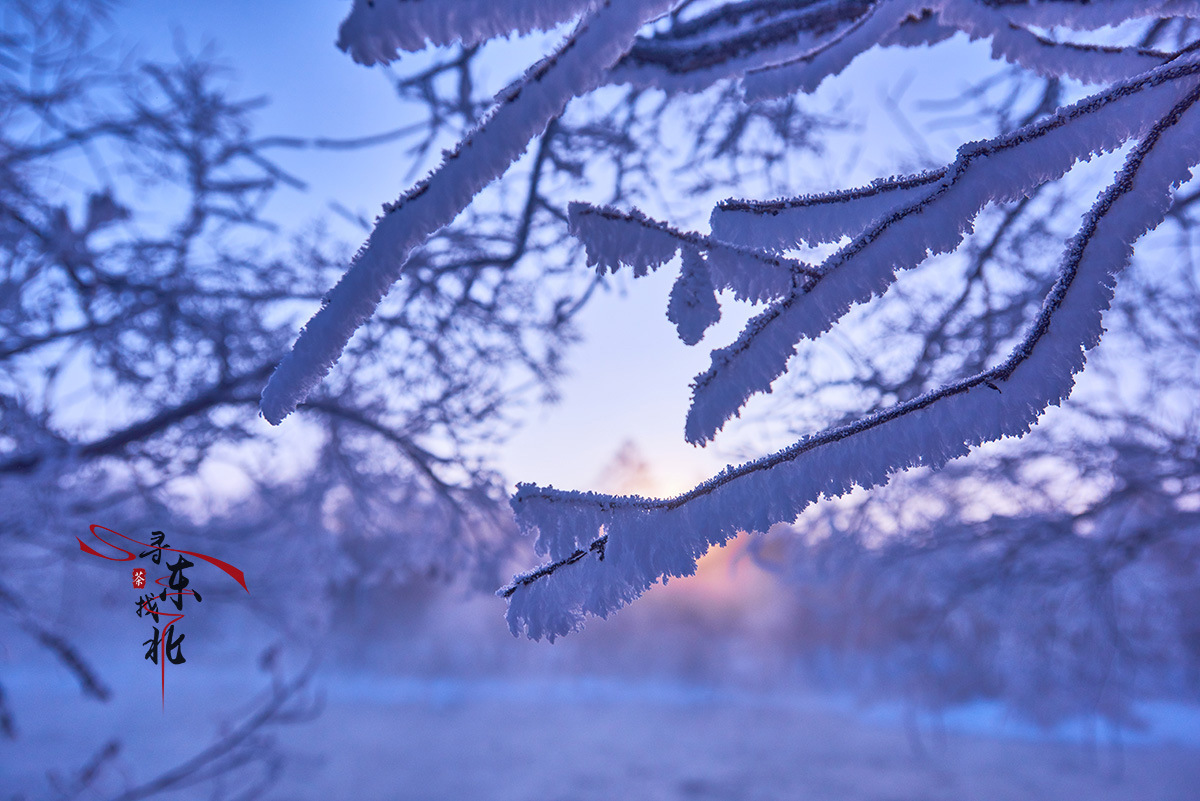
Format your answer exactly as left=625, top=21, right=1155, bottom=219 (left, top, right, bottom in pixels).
left=77, top=524, right=248, bottom=592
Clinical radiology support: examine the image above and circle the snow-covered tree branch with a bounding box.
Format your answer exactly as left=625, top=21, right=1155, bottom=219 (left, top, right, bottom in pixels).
left=256, top=1, right=1200, bottom=641
left=259, top=0, right=678, bottom=425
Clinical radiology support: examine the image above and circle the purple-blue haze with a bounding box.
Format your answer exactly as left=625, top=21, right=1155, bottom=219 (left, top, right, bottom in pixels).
left=3, top=2, right=1200, bottom=799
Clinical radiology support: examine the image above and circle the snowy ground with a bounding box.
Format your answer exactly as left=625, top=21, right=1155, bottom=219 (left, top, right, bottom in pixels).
left=6, top=569, right=1199, bottom=800
left=7, top=663, right=1200, bottom=801
left=274, top=676, right=1200, bottom=801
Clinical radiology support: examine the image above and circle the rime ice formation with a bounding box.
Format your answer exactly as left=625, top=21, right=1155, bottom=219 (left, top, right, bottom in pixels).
left=262, top=1, right=1200, bottom=640
left=338, top=0, right=602, bottom=64
left=504, top=82, right=1200, bottom=639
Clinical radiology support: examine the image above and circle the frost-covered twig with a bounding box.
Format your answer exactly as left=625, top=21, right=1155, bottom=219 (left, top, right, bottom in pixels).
left=712, top=169, right=948, bottom=249
left=568, top=202, right=814, bottom=344
left=999, top=0, right=1200, bottom=31
left=741, top=0, right=1180, bottom=101
left=609, top=0, right=874, bottom=92
left=936, top=2, right=1174, bottom=84
left=608, top=0, right=1199, bottom=96
left=742, top=0, right=931, bottom=99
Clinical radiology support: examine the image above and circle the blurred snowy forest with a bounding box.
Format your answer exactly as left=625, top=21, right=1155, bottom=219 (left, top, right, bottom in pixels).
left=2, top=1, right=1200, bottom=799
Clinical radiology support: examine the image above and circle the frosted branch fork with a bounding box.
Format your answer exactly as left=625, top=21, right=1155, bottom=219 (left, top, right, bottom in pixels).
left=690, top=57, right=1200, bottom=445
left=502, top=80, right=1200, bottom=640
